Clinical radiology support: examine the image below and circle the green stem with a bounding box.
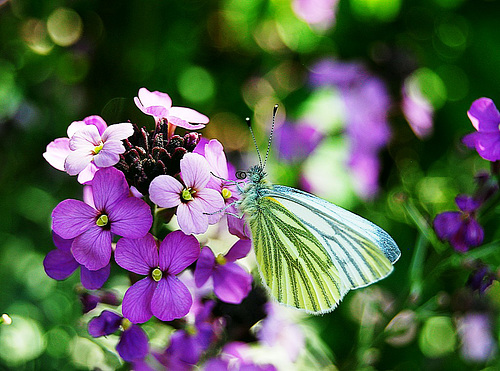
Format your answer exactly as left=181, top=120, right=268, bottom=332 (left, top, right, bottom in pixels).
left=408, top=234, right=427, bottom=302
left=403, top=199, right=444, bottom=253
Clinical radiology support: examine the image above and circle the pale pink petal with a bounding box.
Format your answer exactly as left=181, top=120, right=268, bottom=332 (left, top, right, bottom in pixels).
left=169, top=107, right=209, bottom=124
left=83, top=115, right=108, bottom=135
left=65, top=150, right=93, bottom=176
left=176, top=202, right=209, bottom=235
left=137, top=87, right=172, bottom=110
left=43, top=138, right=71, bottom=171
left=195, top=188, right=225, bottom=224
left=204, top=139, right=228, bottom=179
left=72, top=227, right=112, bottom=270
left=69, top=125, right=101, bottom=151
left=122, top=277, right=156, bottom=324
left=77, top=163, right=98, bottom=184
left=159, top=230, right=200, bottom=275
left=167, top=115, right=205, bottom=130
left=101, top=123, right=134, bottom=142
left=151, top=275, right=192, bottom=321
left=115, top=234, right=158, bottom=275
left=149, top=175, right=183, bottom=208
left=180, top=153, right=210, bottom=190
left=67, top=120, right=88, bottom=137
left=93, top=141, right=124, bottom=167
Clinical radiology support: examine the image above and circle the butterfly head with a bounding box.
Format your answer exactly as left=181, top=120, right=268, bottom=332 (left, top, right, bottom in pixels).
left=247, top=165, right=267, bottom=184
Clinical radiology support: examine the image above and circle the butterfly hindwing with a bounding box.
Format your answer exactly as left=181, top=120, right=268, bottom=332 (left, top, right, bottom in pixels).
left=249, top=195, right=347, bottom=314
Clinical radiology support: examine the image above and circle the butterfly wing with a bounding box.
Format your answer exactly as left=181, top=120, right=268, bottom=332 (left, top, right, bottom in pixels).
left=248, top=185, right=400, bottom=314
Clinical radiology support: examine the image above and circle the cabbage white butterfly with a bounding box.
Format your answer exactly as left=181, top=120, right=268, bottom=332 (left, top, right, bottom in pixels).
left=236, top=105, right=400, bottom=314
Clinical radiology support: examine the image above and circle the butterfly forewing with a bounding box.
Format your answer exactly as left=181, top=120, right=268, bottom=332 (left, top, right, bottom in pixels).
left=249, top=195, right=348, bottom=314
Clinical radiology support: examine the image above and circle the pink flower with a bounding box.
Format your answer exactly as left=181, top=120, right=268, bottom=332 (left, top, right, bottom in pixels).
left=134, top=87, right=209, bottom=137
left=64, top=122, right=134, bottom=177
left=149, top=153, right=224, bottom=235
left=43, top=115, right=108, bottom=183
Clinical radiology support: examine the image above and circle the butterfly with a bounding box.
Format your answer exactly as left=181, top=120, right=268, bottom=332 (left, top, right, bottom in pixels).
left=235, top=105, right=400, bottom=314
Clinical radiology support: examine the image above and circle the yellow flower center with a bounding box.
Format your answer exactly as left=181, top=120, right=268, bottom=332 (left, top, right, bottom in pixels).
left=152, top=268, right=163, bottom=282
left=121, top=318, right=132, bottom=331
left=93, top=141, right=104, bottom=155
left=215, top=254, right=227, bottom=265
left=181, top=188, right=195, bottom=202
left=96, top=214, right=109, bottom=227
left=221, top=188, right=232, bottom=200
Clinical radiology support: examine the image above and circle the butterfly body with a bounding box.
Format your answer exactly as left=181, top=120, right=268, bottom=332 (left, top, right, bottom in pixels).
left=238, top=164, right=400, bottom=314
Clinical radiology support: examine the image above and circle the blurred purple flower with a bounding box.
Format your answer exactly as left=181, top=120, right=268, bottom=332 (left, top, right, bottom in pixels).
left=467, top=265, right=496, bottom=293
left=149, top=153, right=225, bottom=235
left=274, top=121, right=323, bottom=163
left=43, top=232, right=110, bottom=290
left=43, top=115, right=107, bottom=184
left=80, top=290, right=120, bottom=313
left=88, top=310, right=149, bottom=363
left=292, top=0, right=338, bottom=30
left=203, top=342, right=277, bottom=371
left=65, top=122, right=133, bottom=176
left=195, top=239, right=253, bottom=304
left=433, top=195, right=484, bottom=252
left=134, top=87, right=209, bottom=137
left=115, top=231, right=200, bottom=323
left=51, top=167, right=152, bottom=270
left=463, top=98, right=500, bottom=161
left=457, top=313, right=497, bottom=362
left=401, top=80, right=434, bottom=139
left=309, top=59, right=392, bottom=198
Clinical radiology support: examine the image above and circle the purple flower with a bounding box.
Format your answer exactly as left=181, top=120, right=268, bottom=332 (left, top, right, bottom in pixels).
left=149, top=153, right=225, bottom=235
left=433, top=195, right=484, bottom=252
left=80, top=290, right=120, bottom=313
left=467, top=265, right=496, bottom=293
left=115, top=231, right=200, bottom=323
left=401, top=79, right=434, bottom=139
left=43, top=232, right=110, bottom=290
left=457, top=313, right=497, bottom=362
left=65, top=121, right=134, bottom=176
left=195, top=239, right=252, bottom=304
left=43, top=115, right=108, bottom=183
left=51, top=167, right=153, bottom=270
left=274, top=121, right=323, bottom=163
left=88, top=310, right=149, bottom=363
left=463, top=98, right=500, bottom=161
left=134, top=87, right=209, bottom=136
left=203, top=342, right=277, bottom=371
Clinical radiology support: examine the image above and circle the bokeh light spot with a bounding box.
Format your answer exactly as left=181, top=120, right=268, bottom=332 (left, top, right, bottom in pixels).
left=350, top=0, right=401, bottom=22
left=45, top=327, right=71, bottom=358
left=178, top=66, right=216, bottom=103
left=407, top=68, right=447, bottom=109
left=419, top=316, right=456, bottom=358
left=47, top=8, right=83, bottom=47
left=20, top=18, right=54, bottom=55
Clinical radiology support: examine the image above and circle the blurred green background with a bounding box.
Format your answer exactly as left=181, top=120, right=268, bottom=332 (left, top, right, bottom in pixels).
left=2, top=0, right=500, bottom=369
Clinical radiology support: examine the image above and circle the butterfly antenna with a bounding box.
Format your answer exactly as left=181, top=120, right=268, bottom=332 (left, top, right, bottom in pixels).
left=246, top=117, right=263, bottom=167
left=263, top=104, right=278, bottom=170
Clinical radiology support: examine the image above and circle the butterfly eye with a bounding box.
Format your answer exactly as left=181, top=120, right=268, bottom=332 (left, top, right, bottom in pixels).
left=236, top=171, right=247, bottom=180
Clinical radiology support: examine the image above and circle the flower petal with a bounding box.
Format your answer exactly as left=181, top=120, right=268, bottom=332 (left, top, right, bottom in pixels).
left=468, top=132, right=500, bottom=162
left=464, top=219, right=484, bottom=247
left=80, top=263, right=110, bottom=290
left=92, top=167, right=130, bottom=211
left=194, top=246, right=215, bottom=287
left=149, top=175, right=183, bottom=208
left=137, top=87, right=172, bottom=110
left=43, top=138, right=71, bottom=171
left=467, top=98, right=500, bottom=132
left=69, top=125, right=101, bottom=150
left=213, top=263, right=252, bottom=304
left=228, top=214, right=252, bottom=240
left=204, top=139, right=228, bottom=179
left=151, top=275, right=192, bottom=321
left=455, top=195, right=480, bottom=213
left=159, top=230, right=200, bottom=275
left=77, top=163, right=98, bottom=184
left=52, top=199, right=97, bottom=239
left=88, top=310, right=122, bottom=337
left=169, top=106, right=209, bottom=124
left=180, top=153, right=210, bottom=190
left=72, top=227, right=112, bottom=271
left=52, top=232, right=73, bottom=251
left=117, top=325, right=149, bottom=362
left=176, top=202, right=209, bottom=235
left=462, top=132, right=480, bottom=149
left=64, top=150, right=94, bottom=176
left=433, top=211, right=462, bottom=241
left=168, top=115, right=205, bottom=131
left=43, top=249, right=79, bottom=280
left=224, top=239, right=252, bottom=262
left=109, top=197, right=153, bottom=238
left=115, top=234, right=158, bottom=275
left=122, top=277, right=156, bottom=324
left=83, top=115, right=108, bottom=135
left=93, top=141, right=124, bottom=168
left=101, top=123, right=134, bottom=142
left=196, top=188, right=225, bottom=224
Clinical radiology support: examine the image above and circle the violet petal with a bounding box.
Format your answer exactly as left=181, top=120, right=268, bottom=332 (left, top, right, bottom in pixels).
left=151, top=275, right=192, bottom=321
left=109, top=197, right=153, bottom=238
left=80, top=263, right=110, bottom=290
left=92, top=167, right=130, bottom=211
left=180, top=153, right=210, bottom=190
left=51, top=199, right=97, bottom=239
left=43, top=249, right=79, bottom=280
left=455, top=195, right=480, bottom=213
left=194, top=247, right=216, bottom=288
left=122, top=277, right=156, bottom=324
left=224, top=239, right=252, bottom=262
left=72, top=227, right=112, bottom=271
left=213, top=263, right=252, bottom=304
left=433, top=211, right=462, bottom=241
left=117, top=325, right=149, bottom=362
left=88, top=310, right=122, bottom=337
left=464, top=219, right=484, bottom=247
left=159, top=231, right=200, bottom=275
left=115, top=234, right=158, bottom=275
left=467, top=98, right=500, bottom=132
